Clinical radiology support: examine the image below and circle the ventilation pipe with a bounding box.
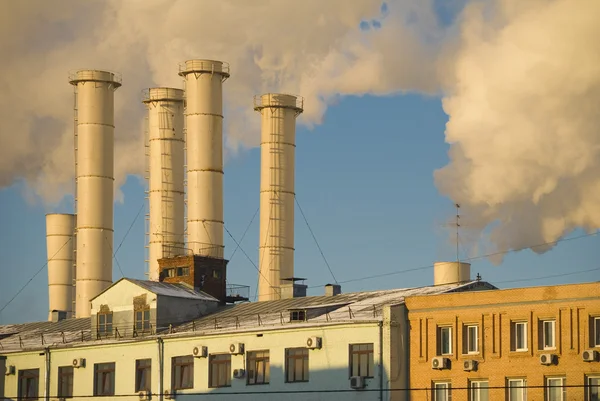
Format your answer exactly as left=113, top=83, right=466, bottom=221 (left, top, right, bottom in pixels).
left=179, top=60, right=229, bottom=258
left=143, top=88, right=185, bottom=280
left=69, top=70, right=121, bottom=317
left=255, top=94, right=303, bottom=301
left=46, top=213, right=76, bottom=320
left=433, top=261, right=471, bottom=285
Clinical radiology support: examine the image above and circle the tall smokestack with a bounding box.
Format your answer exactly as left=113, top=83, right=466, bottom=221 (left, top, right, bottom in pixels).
left=179, top=60, right=229, bottom=258
left=143, top=88, right=185, bottom=280
left=255, top=94, right=303, bottom=301
left=46, top=213, right=76, bottom=320
left=69, top=70, right=121, bottom=317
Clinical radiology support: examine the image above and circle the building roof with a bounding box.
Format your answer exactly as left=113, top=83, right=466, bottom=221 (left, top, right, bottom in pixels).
left=90, top=278, right=219, bottom=302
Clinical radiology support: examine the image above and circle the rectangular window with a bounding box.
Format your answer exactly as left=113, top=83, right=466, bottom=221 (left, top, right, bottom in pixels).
left=541, top=320, right=556, bottom=350
left=172, top=355, right=194, bottom=390
left=135, top=359, right=151, bottom=392
left=586, top=376, right=599, bottom=401
left=593, top=317, right=600, bottom=347
left=176, top=267, right=189, bottom=276
left=433, top=382, right=452, bottom=401
left=285, top=348, right=309, bottom=382
left=97, top=312, right=113, bottom=336
left=507, top=378, right=527, bottom=401
left=546, top=377, right=566, bottom=401
left=93, top=363, right=115, bottom=396
left=512, top=322, right=528, bottom=351
left=464, top=324, right=479, bottom=354
left=438, top=326, right=453, bottom=355
left=247, top=350, right=270, bottom=385
left=18, top=369, right=39, bottom=400
left=290, top=310, right=306, bottom=322
left=209, top=354, right=232, bottom=388
left=349, top=343, right=374, bottom=378
left=135, top=309, right=151, bottom=332
left=469, top=380, right=489, bottom=401
left=57, top=366, right=74, bottom=398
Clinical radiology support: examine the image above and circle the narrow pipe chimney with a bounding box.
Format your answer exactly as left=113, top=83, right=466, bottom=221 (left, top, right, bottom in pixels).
left=69, top=70, right=121, bottom=317
left=254, top=94, right=303, bottom=301
left=46, top=213, right=76, bottom=320
left=178, top=60, right=229, bottom=258
left=143, top=88, right=185, bottom=280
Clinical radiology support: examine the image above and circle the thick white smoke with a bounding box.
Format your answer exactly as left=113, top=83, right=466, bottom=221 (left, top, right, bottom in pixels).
left=435, top=0, right=600, bottom=261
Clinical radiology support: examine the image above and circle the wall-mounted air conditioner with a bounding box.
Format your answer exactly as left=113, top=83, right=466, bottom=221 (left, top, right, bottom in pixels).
left=350, top=376, right=366, bottom=389
left=583, top=349, right=598, bottom=362
left=193, top=345, right=208, bottom=358
left=229, top=343, right=245, bottom=355
left=72, top=358, right=86, bottom=368
left=540, top=353, right=556, bottom=365
left=138, top=390, right=151, bottom=400
left=233, top=368, right=246, bottom=379
left=306, top=336, right=322, bottom=349
left=463, top=359, right=477, bottom=371
left=432, top=357, right=450, bottom=370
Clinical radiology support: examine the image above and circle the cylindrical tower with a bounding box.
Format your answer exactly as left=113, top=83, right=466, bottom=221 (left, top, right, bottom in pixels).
left=143, top=88, right=185, bottom=280
left=46, top=213, right=76, bottom=320
left=434, top=261, right=471, bottom=285
left=254, top=94, right=303, bottom=301
left=69, top=70, right=121, bottom=317
left=179, top=60, right=229, bottom=258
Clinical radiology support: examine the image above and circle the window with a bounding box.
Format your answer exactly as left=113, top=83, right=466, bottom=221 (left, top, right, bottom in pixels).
left=511, top=322, right=528, bottom=351
left=469, top=380, right=489, bottom=401
left=18, top=369, right=39, bottom=400
left=209, top=354, right=231, bottom=388
left=135, top=359, right=151, bottom=392
left=135, top=309, right=151, bottom=333
left=285, top=348, right=309, bottom=382
left=247, top=350, right=270, bottom=385
left=541, top=320, right=556, bottom=350
left=97, top=312, right=113, bottom=336
left=507, top=378, right=527, bottom=401
left=592, top=317, right=600, bottom=347
left=212, top=269, right=222, bottom=279
left=58, top=366, right=74, bottom=398
left=164, top=268, right=175, bottom=277
left=433, top=382, right=452, bottom=401
left=464, top=324, right=479, bottom=354
left=290, top=310, right=306, bottom=322
left=349, top=343, right=374, bottom=377
left=172, top=355, right=194, bottom=390
left=586, top=376, right=599, bottom=401
left=546, top=377, right=566, bottom=401
left=93, top=362, right=115, bottom=396
left=176, top=267, right=189, bottom=276
left=437, top=326, right=453, bottom=355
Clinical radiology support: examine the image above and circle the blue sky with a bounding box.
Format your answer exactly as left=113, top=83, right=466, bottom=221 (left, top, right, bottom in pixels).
left=1, top=92, right=598, bottom=324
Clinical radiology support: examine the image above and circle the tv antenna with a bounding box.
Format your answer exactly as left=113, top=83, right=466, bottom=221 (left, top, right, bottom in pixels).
left=455, top=203, right=460, bottom=263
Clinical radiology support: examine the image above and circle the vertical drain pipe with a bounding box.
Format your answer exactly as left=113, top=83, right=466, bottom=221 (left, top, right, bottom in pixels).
left=158, top=337, right=164, bottom=401
left=44, top=347, right=50, bottom=401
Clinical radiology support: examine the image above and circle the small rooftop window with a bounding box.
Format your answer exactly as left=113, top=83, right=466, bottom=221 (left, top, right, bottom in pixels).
left=290, top=310, right=307, bottom=322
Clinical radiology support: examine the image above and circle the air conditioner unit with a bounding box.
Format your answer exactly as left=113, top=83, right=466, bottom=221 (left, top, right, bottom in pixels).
left=72, top=358, right=86, bottom=368
left=138, top=390, right=151, bottom=400
left=583, top=349, right=599, bottom=362
left=432, top=357, right=449, bottom=370
left=192, top=345, right=208, bottom=358
left=540, top=353, right=556, bottom=365
left=233, top=368, right=246, bottom=379
left=164, top=389, right=176, bottom=400
left=229, top=343, right=245, bottom=355
left=5, top=365, right=15, bottom=376
left=463, top=359, right=477, bottom=371
left=350, top=376, right=366, bottom=389
left=306, top=336, right=322, bottom=349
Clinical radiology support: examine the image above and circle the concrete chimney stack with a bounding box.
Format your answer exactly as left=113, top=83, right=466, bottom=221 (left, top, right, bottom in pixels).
left=179, top=60, right=229, bottom=258
left=143, top=88, right=185, bottom=280
left=46, top=213, right=76, bottom=320
left=69, top=70, right=121, bottom=317
left=254, top=94, right=303, bottom=301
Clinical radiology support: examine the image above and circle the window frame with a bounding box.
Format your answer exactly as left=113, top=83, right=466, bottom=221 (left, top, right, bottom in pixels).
left=349, top=343, right=375, bottom=378
left=512, top=321, right=528, bottom=352
left=285, top=347, right=309, bottom=383
left=135, top=308, right=151, bottom=333
left=171, top=355, right=194, bottom=390
left=545, top=377, right=566, bottom=401
left=469, top=380, right=489, bottom=401
left=57, top=366, right=74, bottom=398
left=593, top=317, right=600, bottom=348
left=437, top=326, right=453, bottom=356
left=18, top=368, right=39, bottom=401
left=541, top=320, right=556, bottom=350
left=93, top=362, right=116, bottom=397
left=464, top=324, right=479, bottom=355
left=586, top=375, right=599, bottom=401
left=247, top=350, right=270, bottom=385
left=433, top=381, right=452, bottom=401
left=289, top=310, right=307, bottom=322
left=97, top=311, right=113, bottom=336
left=135, top=359, right=152, bottom=393
left=507, top=378, right=527, bottom=401
left=209, top=354, right=232, bottom=388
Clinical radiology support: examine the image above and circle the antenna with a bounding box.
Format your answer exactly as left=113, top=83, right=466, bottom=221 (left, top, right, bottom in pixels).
left=455, top=203, right=460, bottom=263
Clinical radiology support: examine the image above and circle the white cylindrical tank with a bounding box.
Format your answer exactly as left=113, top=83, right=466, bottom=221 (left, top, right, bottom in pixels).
left=69, top=70, right=121, bottom=317
left=143, top=88, right=185, bottom=280
left=254, top=94, right=303, bottom=301
left=179, top=60, right=229, bottom=258
left=46, top=213, right=76, bottom=320
left=434, top=261, right=471, bottom=285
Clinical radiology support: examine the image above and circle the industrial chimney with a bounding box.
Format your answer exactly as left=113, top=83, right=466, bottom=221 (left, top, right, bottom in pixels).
left=179, top=60, right=229, bottom=258
left=46, top=213, right=76, bottom=320
left=254, top=94, right=304, bottom=301
left=143, top=88, right=185, bottom=280
left=433, top=261, right=471, bottom=285
left=69, top=70, right=121, bottom=317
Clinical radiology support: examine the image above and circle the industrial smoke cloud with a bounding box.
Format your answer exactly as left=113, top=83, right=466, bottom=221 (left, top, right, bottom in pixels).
left=0, top=0, right=599, bottom=259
